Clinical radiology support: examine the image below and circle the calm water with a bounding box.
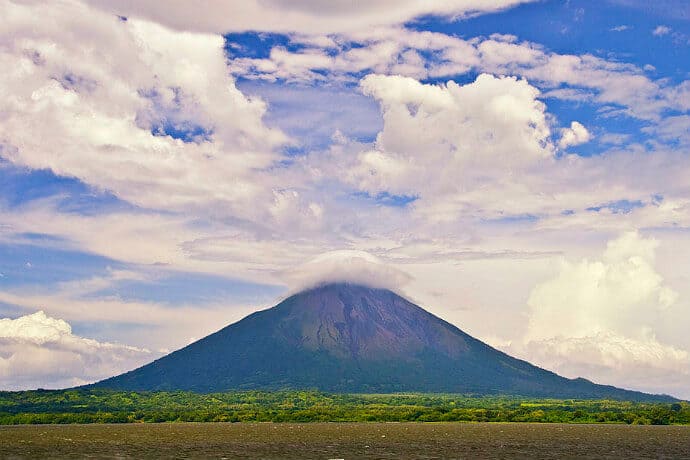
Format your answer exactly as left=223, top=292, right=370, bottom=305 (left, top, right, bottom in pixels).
left=0, top=422, right=688, bottom=459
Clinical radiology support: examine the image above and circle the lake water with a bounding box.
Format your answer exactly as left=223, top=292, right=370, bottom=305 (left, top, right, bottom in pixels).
left=0, top=422, right=688, bottom=459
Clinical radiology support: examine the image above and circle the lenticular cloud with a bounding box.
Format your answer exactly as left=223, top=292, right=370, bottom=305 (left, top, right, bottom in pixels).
left=282, top=250, right=412, bottom=293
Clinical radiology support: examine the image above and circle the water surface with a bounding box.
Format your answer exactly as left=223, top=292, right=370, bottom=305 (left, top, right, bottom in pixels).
left=0, top=422, right=688, bottom=459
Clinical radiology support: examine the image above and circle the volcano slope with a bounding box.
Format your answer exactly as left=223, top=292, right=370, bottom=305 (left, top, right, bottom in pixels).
left=94, top=283, right=672, bottom=400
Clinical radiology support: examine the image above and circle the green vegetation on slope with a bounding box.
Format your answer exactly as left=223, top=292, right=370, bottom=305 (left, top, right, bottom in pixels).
left=0, top=390, right=687, bottom=425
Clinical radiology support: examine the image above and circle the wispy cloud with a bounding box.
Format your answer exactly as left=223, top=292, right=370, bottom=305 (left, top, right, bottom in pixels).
left=229, top=27, right=682, bottom=121
left=653, top=25, right=671, bottom=36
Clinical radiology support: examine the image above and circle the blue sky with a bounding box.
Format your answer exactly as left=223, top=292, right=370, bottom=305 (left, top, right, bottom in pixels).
left=419, top=0, right=689, bottom=74
left=228, top=0, right=688, bottom=158
left=0, top=0, right=689, bottom=396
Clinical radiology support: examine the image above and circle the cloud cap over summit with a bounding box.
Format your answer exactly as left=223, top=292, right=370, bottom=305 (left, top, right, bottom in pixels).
left=280, top=250, right=413, bottom=293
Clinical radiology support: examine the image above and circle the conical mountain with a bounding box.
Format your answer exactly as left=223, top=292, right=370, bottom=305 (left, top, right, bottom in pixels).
left=94, top=283, right=671, bottom=400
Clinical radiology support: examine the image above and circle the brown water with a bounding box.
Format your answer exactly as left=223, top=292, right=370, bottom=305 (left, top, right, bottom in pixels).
left=0, top=422, right=688, bottom=459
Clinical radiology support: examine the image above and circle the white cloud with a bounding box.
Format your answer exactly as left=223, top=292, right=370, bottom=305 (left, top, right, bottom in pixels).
left=315, top=71, right=690, bottom=225
left=0, top=194, right=339, bottom=285
left=558, top=121, right=592, bottom=149
left=0, top=311, right=156, bottom=390
left=229, top=27, right=682, bottom=121
left=597, top=132, right=631, bottom=145
left=85, top=0, right=535, bottom=34
left=511, top=231, right=689, bottom=396
left=0, top=0, right=297, bottom=223
left=0, top=276, right=259, bottom=345
left=281, top=250, right=413, bottom=293
left=653, top=25, right=671, bottom=36
left=0, top=58, right=675, bottom=289
left=526, top=231, right=678, bottom=340
left=237, top=81, right=383, bottom=148
left=230, top=25, right=690, bottom=125
left=646, top=115, right=690, bottom=146
left=518, top=333, right=689, bottom=397
left=332, top=72, right=677, bottom=223
left=0, top=51, right=686, bottom=277
left=668, top=81, right=690, bottom=112
left=0, top=259, right=273, bottom=357
left=489, top=33, right=518, bottom=42
left=343, top=73, right=553, bottom=202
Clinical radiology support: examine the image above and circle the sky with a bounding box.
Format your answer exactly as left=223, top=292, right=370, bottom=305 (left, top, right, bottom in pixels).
left=0, top=0, right=689, bottom=398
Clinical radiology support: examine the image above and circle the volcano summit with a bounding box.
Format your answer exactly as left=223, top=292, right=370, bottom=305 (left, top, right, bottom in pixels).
left=95, top=283, right=670, bottom=400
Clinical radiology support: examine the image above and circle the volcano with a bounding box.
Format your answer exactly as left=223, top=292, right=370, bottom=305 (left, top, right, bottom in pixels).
left=94, top=283, right=670, bottom=400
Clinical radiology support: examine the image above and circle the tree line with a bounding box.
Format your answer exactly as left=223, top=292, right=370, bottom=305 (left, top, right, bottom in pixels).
left=0, top=389, right=687, bottom=425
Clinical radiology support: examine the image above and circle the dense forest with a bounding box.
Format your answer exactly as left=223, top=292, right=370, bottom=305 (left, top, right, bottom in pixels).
left=0, top=390, right=687, bottom=425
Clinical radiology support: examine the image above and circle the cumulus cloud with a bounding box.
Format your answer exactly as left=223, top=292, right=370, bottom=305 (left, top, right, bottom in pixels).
left=511, top=231, right=689, bottom=396
left=343, top=73, right=553, bottom=200
left=0, top=0, right=301, bottom=223
left=0, top=311, right=157, bottom=390
left=86, top=0, right=535, bottom=34
left=558, top=121, right=592, bottom=149
left=2, top=0, right=680, bottom=236
left=281, top=250, right=413, bottom=293
left=290, top=70, right=690, bottom=229
left=519, top=332, right=689, bottom=397
left=322, top=72, right=667, bottom=223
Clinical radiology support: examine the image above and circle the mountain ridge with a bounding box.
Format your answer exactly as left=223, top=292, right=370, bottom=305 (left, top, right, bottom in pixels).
left=93, top=283, right=676, bottom=401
